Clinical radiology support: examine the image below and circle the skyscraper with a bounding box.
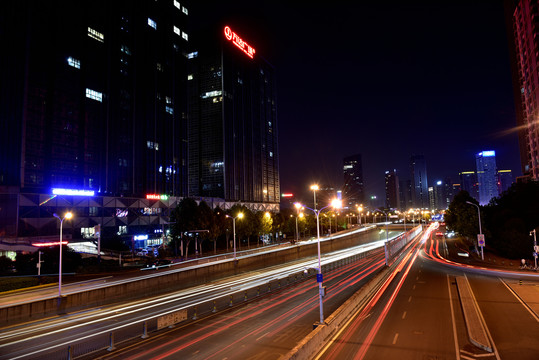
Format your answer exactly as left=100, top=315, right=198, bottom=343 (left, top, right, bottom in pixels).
left=507, top=0, right=539, bottom=179
left=343, top=154, right=365, bottom=209
left=384, top=170, right=400, bottom=209
left=497, top=169, right=513, bottom=194
left=188, top=24, right=279, bottom=210
left=459, top=171, right=479, bottom=201
left=410, top=155, right=428, bottom=208
left=476, top=151, right=498, bottom=205
left=0, top=0, right=189, bottom=197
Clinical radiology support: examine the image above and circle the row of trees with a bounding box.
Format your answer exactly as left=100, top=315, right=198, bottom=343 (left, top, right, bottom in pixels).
left=445, top=181, right=539, bottom=259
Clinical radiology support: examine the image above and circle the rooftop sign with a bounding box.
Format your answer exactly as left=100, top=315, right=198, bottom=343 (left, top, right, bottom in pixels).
left=224, top=26, right=256, bottom=59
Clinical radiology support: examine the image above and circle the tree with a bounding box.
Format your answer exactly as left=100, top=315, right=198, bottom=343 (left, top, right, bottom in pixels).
left=445, top=190, right=480, bottom=241
left=229, top=205, right=256, bottom=249
left=197, top=201, right=214, bottom=255
left=258, top=212, right=273, bottom=245
left=170, top=198, right=199, bottom=260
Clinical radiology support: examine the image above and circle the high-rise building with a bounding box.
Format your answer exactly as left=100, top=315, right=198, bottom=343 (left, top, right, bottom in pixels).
left=459, top=171, right=479, bottom=201
left=476, top=151, right=499, bottom=205
left=507, top=0, right=539, bottom=179
left=188, top=24, right=279, bottom=210
left=443, top=177, right=454, bottom=208
left=399, top=179, right=413, bottom=210
left=1, top=0, right=189, bottom=197
left=343, top=154, right=365, bottom=209
left=410, top=155, right=428, bottom=208
left=384, top=170, right=400, bottom=209
left=0, top=1, right=191, bottom=243
left=497, top=169, right=513, bottom=194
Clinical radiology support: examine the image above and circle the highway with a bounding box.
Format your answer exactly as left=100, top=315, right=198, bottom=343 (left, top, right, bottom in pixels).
left=315, top=225, right=539, bottom=360
left=0, top=229, right=404, bottom=360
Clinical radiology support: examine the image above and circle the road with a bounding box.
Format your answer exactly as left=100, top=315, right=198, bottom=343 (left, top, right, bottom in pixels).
left=316, top=225, right=539, bottom=360
left=0, top=230, right=405, bottom=360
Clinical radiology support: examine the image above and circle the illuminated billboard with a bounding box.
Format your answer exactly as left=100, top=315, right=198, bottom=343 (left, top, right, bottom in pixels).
left=52, top=188, right=95, bottom=196
left=224, top=26, right=256, bottom=59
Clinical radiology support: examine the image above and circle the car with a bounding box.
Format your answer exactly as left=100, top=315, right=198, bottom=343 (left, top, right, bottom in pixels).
left=435, top=231, right=443, bottom=236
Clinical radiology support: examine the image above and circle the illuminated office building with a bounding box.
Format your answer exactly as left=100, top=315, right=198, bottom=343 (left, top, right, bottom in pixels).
left=187, top=25, right=279, bottom=211
left=458, top=171, right=479, bottom=201
left=384, top=170, right=400, bottom=209
left=0, top=1, right=190, bottom=242
left=410, top=155, right=429, bottom=208
left=476, top=151, right=498, bottom=205
left=343, top=154, right=365, bottom=209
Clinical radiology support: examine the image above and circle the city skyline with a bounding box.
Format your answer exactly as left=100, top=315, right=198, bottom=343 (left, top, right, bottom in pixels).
left=191, top=1, right=522, bottom=205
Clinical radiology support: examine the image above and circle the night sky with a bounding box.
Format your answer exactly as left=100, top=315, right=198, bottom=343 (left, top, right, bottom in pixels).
left=193, top=1, right=521, bottom=205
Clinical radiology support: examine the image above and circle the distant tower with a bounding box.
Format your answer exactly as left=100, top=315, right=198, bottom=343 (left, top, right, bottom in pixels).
left=476, top=151, right=498, bottom=205
left=384, top=169, right=400, bottom=209
left=459, top=171, right=479, bottom=202
left=343, top=154, right=365, bottom=209
left=410, top=155, right=428, bottom=208
left=497, top=169, right=513, bottom=194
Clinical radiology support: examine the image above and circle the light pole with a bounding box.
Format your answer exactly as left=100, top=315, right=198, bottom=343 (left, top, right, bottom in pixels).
left=357, top=205, right=363, bottom=227
left=300, top=197, right=342, bottom=326
left=226, top=212, right=243, bottom=261
left=531, top=229, right=537, bottom=269
left=294, top=203, right=302, bottom=241
left=310, top=184, right=319, bottom=211
left=53, top=211, right=73, bottom=297
left=466, top=201, right=483, bottom=260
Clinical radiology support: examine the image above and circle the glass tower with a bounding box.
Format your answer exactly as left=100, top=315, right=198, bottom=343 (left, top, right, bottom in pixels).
left=476, top=151, right=498, bottom=205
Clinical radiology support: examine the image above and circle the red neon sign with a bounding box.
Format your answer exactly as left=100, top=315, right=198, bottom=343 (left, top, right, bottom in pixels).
left=224, top=26, right=256, bottom=59
left=281, top=193, right=294, bottom=198
left=33, top=241, right=68, bottom=247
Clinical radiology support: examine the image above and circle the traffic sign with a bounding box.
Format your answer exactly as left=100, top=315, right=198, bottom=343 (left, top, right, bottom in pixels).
left=477, top=234, right=485, bottom=247
left=316, top=274, right=323, bottom=283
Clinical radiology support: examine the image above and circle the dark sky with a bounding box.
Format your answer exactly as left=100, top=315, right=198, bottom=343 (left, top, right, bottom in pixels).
left=193, top=1, right=521, bottom=205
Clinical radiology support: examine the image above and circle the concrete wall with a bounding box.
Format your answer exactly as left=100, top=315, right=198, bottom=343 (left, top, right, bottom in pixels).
left=1, top=227, right=379, bottom=325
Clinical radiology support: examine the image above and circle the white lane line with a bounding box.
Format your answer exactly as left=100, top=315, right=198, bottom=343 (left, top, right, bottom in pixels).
left=402, top=311, right=407, bottom=319
left=447, top=274, right=460, bottom=360
left=500, top=278, right=539, bottom=323
left=408, top=296, right=412, bottom=303
left=392, top=333, right=399, bottom=345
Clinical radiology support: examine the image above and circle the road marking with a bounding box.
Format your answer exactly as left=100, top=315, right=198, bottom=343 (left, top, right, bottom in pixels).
left=392, top=333, right=399, bottom=345
left=447, top=275, right=460, bottom=360
left=256, top=332, right=269, bottom=341
left=408, top=296, right=412, bottom=303
left=500, top=278, right=539, bottom=323
left=412, top=284, right=416, bottom=290
left=402, top=311, right=407, bottom=319
left=416, top=276, right=419, bottom=280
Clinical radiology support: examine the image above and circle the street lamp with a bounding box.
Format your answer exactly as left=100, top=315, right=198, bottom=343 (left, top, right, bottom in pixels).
left=300, top=197, right=342, bottom=326
left=226, top=212, right=243, bottom=261
left=465, top=201, right=483, bottom=260
left=294, top=203, right=303, bottom=242
left=310, top=184, right=319, bottom=210
left=53, top=211, right=73, bottom=297
left=530, top=229, right=537, bottom=269
left=357, top=205, right=363, bottom=226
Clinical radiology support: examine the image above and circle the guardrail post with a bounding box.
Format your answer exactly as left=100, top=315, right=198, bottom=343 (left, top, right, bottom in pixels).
left=212, top=300, right=217, bottom=313
left=278, top=280, right=281, bottom=288
left=141, top=321, right=148, bottom=339
left=67, top=345, right=73, bottom=360
left=229, top=295, right=233, bottom=306
left=244, top=290, right=248, bottom=301
left=107, top=332, right=116, bottom=351
left=267, top=283, right=271, bottom=292
left=192, top=306, right=198, bottom=320
left=257, top=286, right=260, bottom=296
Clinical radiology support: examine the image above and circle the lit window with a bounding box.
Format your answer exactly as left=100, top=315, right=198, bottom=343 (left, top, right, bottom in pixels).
left=182, top=6, right=188, bottom=15
left=67, top=57, right=80, bottom=69
left=165, top=96, right=172, bottom=104
left=182, top=32, right=188, bottom=41
left=187, top=51, right=198, bottom=59
left=157, top=63, right=163, bottom=71
left=86, top=88, right=103, bottom=102
left=201, top=90, right=222, bottom=99
left=269, top=151, right=273, bottom=157
left=88, top=27, right=104, bottom=42
left=121, top=45, right=131, bottom=55
left=165, top=106, right=173, bottom=114
left=174, top=0, right=181, bottom=10
left=147, top=141, right=159, bottom=150
left=187, top=74, right=193, bottom=80
left=148, top=18, right=157, bottom=29
left=174, top=26, right=181, bottom=36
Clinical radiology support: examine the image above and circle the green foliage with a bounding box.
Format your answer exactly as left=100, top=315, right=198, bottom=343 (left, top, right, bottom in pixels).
left=445, top=191, right=480, bottom=239
left=14, top=247, right=82, bottom=275
left=0, top=256, right=14, bottom=275
left=483, top=181, right=539, bottom=259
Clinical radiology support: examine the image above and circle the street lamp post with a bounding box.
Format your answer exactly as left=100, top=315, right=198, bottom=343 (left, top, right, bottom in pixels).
left=294, top=203, right=302, bottom=242
left=301, top=198, right=342, bottom=326
left=531, top=229, right=537, bottom=269
left=466, top=201, right=483, bottom=260
left=226, top=213, right=244, bottom=261
left=357, top=206, right=363, bottom=227
left=310, top=184, right=319, bottom=211
left=53, top=211, right=73, bottom=297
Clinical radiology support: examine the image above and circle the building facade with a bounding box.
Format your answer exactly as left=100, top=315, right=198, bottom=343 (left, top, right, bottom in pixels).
left=507, top=0, right=539, bottom=179
left=384, top=170, right=400, bottom=209
left=476, top=151, right=499, bottom=205
left=187, top=24, right=279, bottom=211
left=342, top=154, right=365, bottom=209
left=497, top=169, right=513, bottom=194
left=410, top=155, right=429, bottom=209
left=458, top=171, right=479, bottom=201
